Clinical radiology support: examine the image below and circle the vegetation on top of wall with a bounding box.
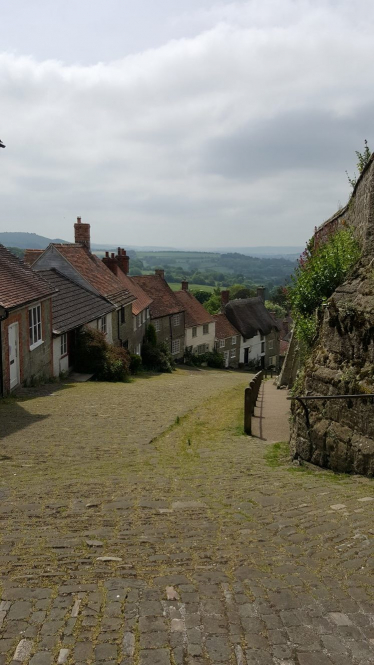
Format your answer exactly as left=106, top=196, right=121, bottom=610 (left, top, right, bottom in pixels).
left=287, top=225, right=361, bottom=349
left=346, top=139, right=372, bottom=190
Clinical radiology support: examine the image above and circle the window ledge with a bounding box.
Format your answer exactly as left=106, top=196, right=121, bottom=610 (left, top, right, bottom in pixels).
left=30, top=339, right=44, bottom=351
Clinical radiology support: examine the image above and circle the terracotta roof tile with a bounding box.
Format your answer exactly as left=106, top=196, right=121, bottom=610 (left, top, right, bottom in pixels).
left=0, top=245, right=55, bottom=310
left=113, top=270, right=153, bottom=316
left=24, top=249, right=44, bottom=265
left=213, top=312, right=240, bottom=339
left=38, top=269, right=115, bottom=334
left=174, top=290, right=214, bottom=328
left=132, top=275, right=184, bottom=318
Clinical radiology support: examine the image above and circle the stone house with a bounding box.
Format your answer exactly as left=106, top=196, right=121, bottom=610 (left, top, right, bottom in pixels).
left=0, top=245, right=54, bottom=395
left=222, top=290, right=280, bottom=369
left=174, top=282, right=215, bottom=356
left=38, top=268, right=115, bottom=376
left=213, top=312, right=241, bottom=368
left=24, top=218, right=135, bottom=348
left=132, top=271, right=185, bottom=360
left=101, top=248, right=153, bottom=355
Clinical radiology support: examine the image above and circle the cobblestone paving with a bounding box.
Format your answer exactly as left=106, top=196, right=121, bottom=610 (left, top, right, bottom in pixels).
left=0, top=369, right=373, bottom=664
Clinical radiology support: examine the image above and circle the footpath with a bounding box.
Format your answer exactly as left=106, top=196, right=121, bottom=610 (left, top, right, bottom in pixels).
left=0, top=368, right=373, bottom=665
left=251, top=380, right=290, bottom=442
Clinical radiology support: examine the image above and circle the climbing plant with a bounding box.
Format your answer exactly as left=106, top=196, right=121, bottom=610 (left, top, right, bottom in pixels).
left=346, top=139, right=372, bottom=189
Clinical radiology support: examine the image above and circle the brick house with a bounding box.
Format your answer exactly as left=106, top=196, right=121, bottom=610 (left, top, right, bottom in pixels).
left=24, top=218, right=135, bottom=348
left=222, top=290, right=280, bottom=369
left=101, top=248, right=153, bottom=355
left=38, top=269, right=116, bottom=376
left=132, top=271, right=185, bottom=360
left=0, top=245, right=54, bottom=395
left=213, top=312, right=241, bottom=368
left=174, top=281, right=215, bottom=356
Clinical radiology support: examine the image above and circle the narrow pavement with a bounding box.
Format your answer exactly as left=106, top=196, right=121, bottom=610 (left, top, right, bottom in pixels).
left=0, top=368, right=373, bottom=665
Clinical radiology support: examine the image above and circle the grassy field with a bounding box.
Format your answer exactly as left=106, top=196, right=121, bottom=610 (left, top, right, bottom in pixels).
left=168, top=282, right=218, bottom=292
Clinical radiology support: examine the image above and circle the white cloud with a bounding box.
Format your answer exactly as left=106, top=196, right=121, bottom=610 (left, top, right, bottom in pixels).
left=0, top=0, right=374, bottom=246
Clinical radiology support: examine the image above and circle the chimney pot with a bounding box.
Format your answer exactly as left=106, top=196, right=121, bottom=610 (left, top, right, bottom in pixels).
left=111, top=252, right=115, bottom=259
left=116, top=248, right=130, bottom=275
left=221, top=290, right=230, bottom=307
left=257, top=286, right=265, bottom=302
left=181, top=280, right=188, bottom=291
left=155, top=269, right=165, bottom=279
left=77, top=216, right=81, bottom=224
left=74, top=216, right=91, bottom=250
left=105, top=251, right=109, bottom=258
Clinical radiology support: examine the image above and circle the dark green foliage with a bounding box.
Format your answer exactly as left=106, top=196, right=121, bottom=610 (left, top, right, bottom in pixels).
left=204, top=287, right=222, bottom=315
left=193, top=290, right=212, bottom=304
left=7, top=246, right=25, bottom=259
left=129, top=354, right=142, bottom=375
left=184, top=347, right=224, bottom=368
left=346, top=139, right=372, bottom=189
left=288, top=226, right=360, bottom=348
left=141, top=325, right=175, bottom=373
left=75, top=328, right=130, bottom=381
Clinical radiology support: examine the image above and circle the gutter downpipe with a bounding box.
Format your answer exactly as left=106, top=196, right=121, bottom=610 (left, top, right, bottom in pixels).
left=0, top=306, right=8, bottom=398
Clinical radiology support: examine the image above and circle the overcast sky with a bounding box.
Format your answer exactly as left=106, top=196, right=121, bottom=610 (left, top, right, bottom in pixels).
left=0, top=0, right=373, bottom=248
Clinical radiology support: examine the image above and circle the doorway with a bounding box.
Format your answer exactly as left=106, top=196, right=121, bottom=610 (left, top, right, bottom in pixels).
left=8, top=323, right=20, bottom=390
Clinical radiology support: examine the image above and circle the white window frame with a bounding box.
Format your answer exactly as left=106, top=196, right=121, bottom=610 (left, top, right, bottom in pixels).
left=29, top=303, right=43, bottom=350
left=133, top=315, right=137, bottom=332
left=231, top=348, right=236, bottom=359
left=203, top=323, right=209, bottom=334
left=173, top=314, right=180, bottom=327
left=192, top=326, right=197, bottom=338
left=219, top=339, right=225, bottom=348
left=268, top=339, right=273, bottom=350
left=99, top=316, right=107, bottom=335
left=172, top=339, right=180, bottom=355
left=138, top=314, right=142, bottom=329
left=60, top=333, right=67, bottom=357
left=197, top=343, right=206, bottom=355
left=232, top=336, right=236, bottom=345
left=154, top=319, right=161, bottom=332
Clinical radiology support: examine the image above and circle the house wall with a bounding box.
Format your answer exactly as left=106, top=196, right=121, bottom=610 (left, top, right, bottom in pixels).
left=239, top=333, right=263, bottom=365
left=265, top=330, right=280, bottom=368
left=86, top=313, right=113, bottom=344
left=53, top=336, right=70, bottom=377
left=186, top=322, right=215, bottom=354
left=152, top=312, right=185, bottom=360
left=215, top=335, right=240, bottom=368
left=130, top=308, right=150, bottom=355
left=111, top=303, right=134, bottom=350
left=1, top=298, right=53, bottom=394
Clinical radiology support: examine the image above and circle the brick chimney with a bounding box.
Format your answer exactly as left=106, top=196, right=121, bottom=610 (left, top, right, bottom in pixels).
left=221, top=290, right=230, bottom=308
left=257, top=286, right=265, bottom=302
left=155, top=269, right=165, bottom=279
left=116, top=248, right=129, bottom=275
left=102, top=251, right=118, bottom=275
left=74, top=216, right=91, bottom=250
left=181, top=280, right=188, bottom=291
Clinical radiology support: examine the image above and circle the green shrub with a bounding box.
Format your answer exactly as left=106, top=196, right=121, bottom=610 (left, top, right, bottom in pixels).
left=184, top=348, right=224, bottom=369
left=129, top=354, right=142, bottom=375
left=75, top=328, right=130, bottom=382
left=141, top=325, right=175, bottom=373
left=288, top=226, right=360, bottom=349
left=206, top=349, right=224, bottom=368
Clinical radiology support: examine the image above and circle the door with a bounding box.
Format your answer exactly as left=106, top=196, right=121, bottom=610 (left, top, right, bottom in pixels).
left=224, top=350, right=230, bottom=368
left=8, top=323, right=20, bottom=390
left=244, top=347, right=249, bottom=364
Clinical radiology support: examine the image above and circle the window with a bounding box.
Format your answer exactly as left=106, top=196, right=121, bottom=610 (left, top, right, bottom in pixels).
left=60, top=333, right=67, bottom=357
left=133, top=316, right=137, bottom=332
left=99, top=316, right=107, bottom=334
left=219, top=339, right=225, bottom=348
left=203, top=323, right=209, bottom=334
left=154, top=319, right=161, bottom=332
left=232, top=336, right=236, bottom=345
left=261, top=342, right=265, bottom=354
left=146, top=308, right=150, bottom=320
left=138, top=314, right=142, bottom=328
left=120, top=307, right=125, bottom=324
left=231, top=348, right=236, bottom=358
left=173, top=314, right=180, bottom=327
left=29, top=304, right=42, bottom=348
left=172, top=339, right=180, bottom=355
left=192, top=327, right=197, bottom=338
left=122, top=339, right=129, bottom=349
left=197, top=344, right=206, bottom=355
left=268, top=339, right=273, bottom=350
left=269, top=355, right=275, bottom=366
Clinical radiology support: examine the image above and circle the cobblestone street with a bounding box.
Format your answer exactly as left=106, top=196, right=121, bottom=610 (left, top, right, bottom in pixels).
left=0, top=368, right=373, bottom=664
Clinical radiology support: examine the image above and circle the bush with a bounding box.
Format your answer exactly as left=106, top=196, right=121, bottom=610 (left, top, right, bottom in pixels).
left=206, top=349, right=224, bottom=368
left=184, top=348, right=224, bottom=369
left=288, top=226, right=360, bottom=349
left=129, top=354, right=142, bottom=375
left=141, top=325, right=175, bottom=373
left=75, top=328, right=131, bottom=382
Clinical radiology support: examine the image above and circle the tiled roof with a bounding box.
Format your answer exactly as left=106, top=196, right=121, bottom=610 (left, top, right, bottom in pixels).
left=38, top=269, right=115, bottom=334
left=0, top=244, right=55, bottom=310
left=24, top=249, right=44, bottom=265
left=114, top=270, right=153, bottom=316
left=213, top=312, right=240, bottom=339
left=132, top=275, right=184, bottom=318
left=41, top=244, right=135, bottom=308
left=225, top=297, right=281, bottom=339
left=174, top=290, right=214, bottom=328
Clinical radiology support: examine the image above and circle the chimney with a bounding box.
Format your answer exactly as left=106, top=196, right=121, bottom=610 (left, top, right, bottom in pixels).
left=181, top=280, right=188, bottom=291
left=102, top=251, right=118, bottom=275
left=257, top=286, right=265, bottom=302
left=221, top=290, right=230, bottom=308
left=116, top=248, right=130, bottom=275
left=155, top=269, right=165, bottom=279
left=282, top=318, right=289, bottom=335
left=74, top=216, right=91, bottom=250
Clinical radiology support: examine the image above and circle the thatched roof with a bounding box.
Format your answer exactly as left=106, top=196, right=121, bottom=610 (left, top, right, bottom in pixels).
left=224, top=297, right=280, bottom=339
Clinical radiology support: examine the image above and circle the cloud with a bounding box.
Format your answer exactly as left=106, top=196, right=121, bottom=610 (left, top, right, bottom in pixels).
left=1, top=0, right=374, bottom=246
